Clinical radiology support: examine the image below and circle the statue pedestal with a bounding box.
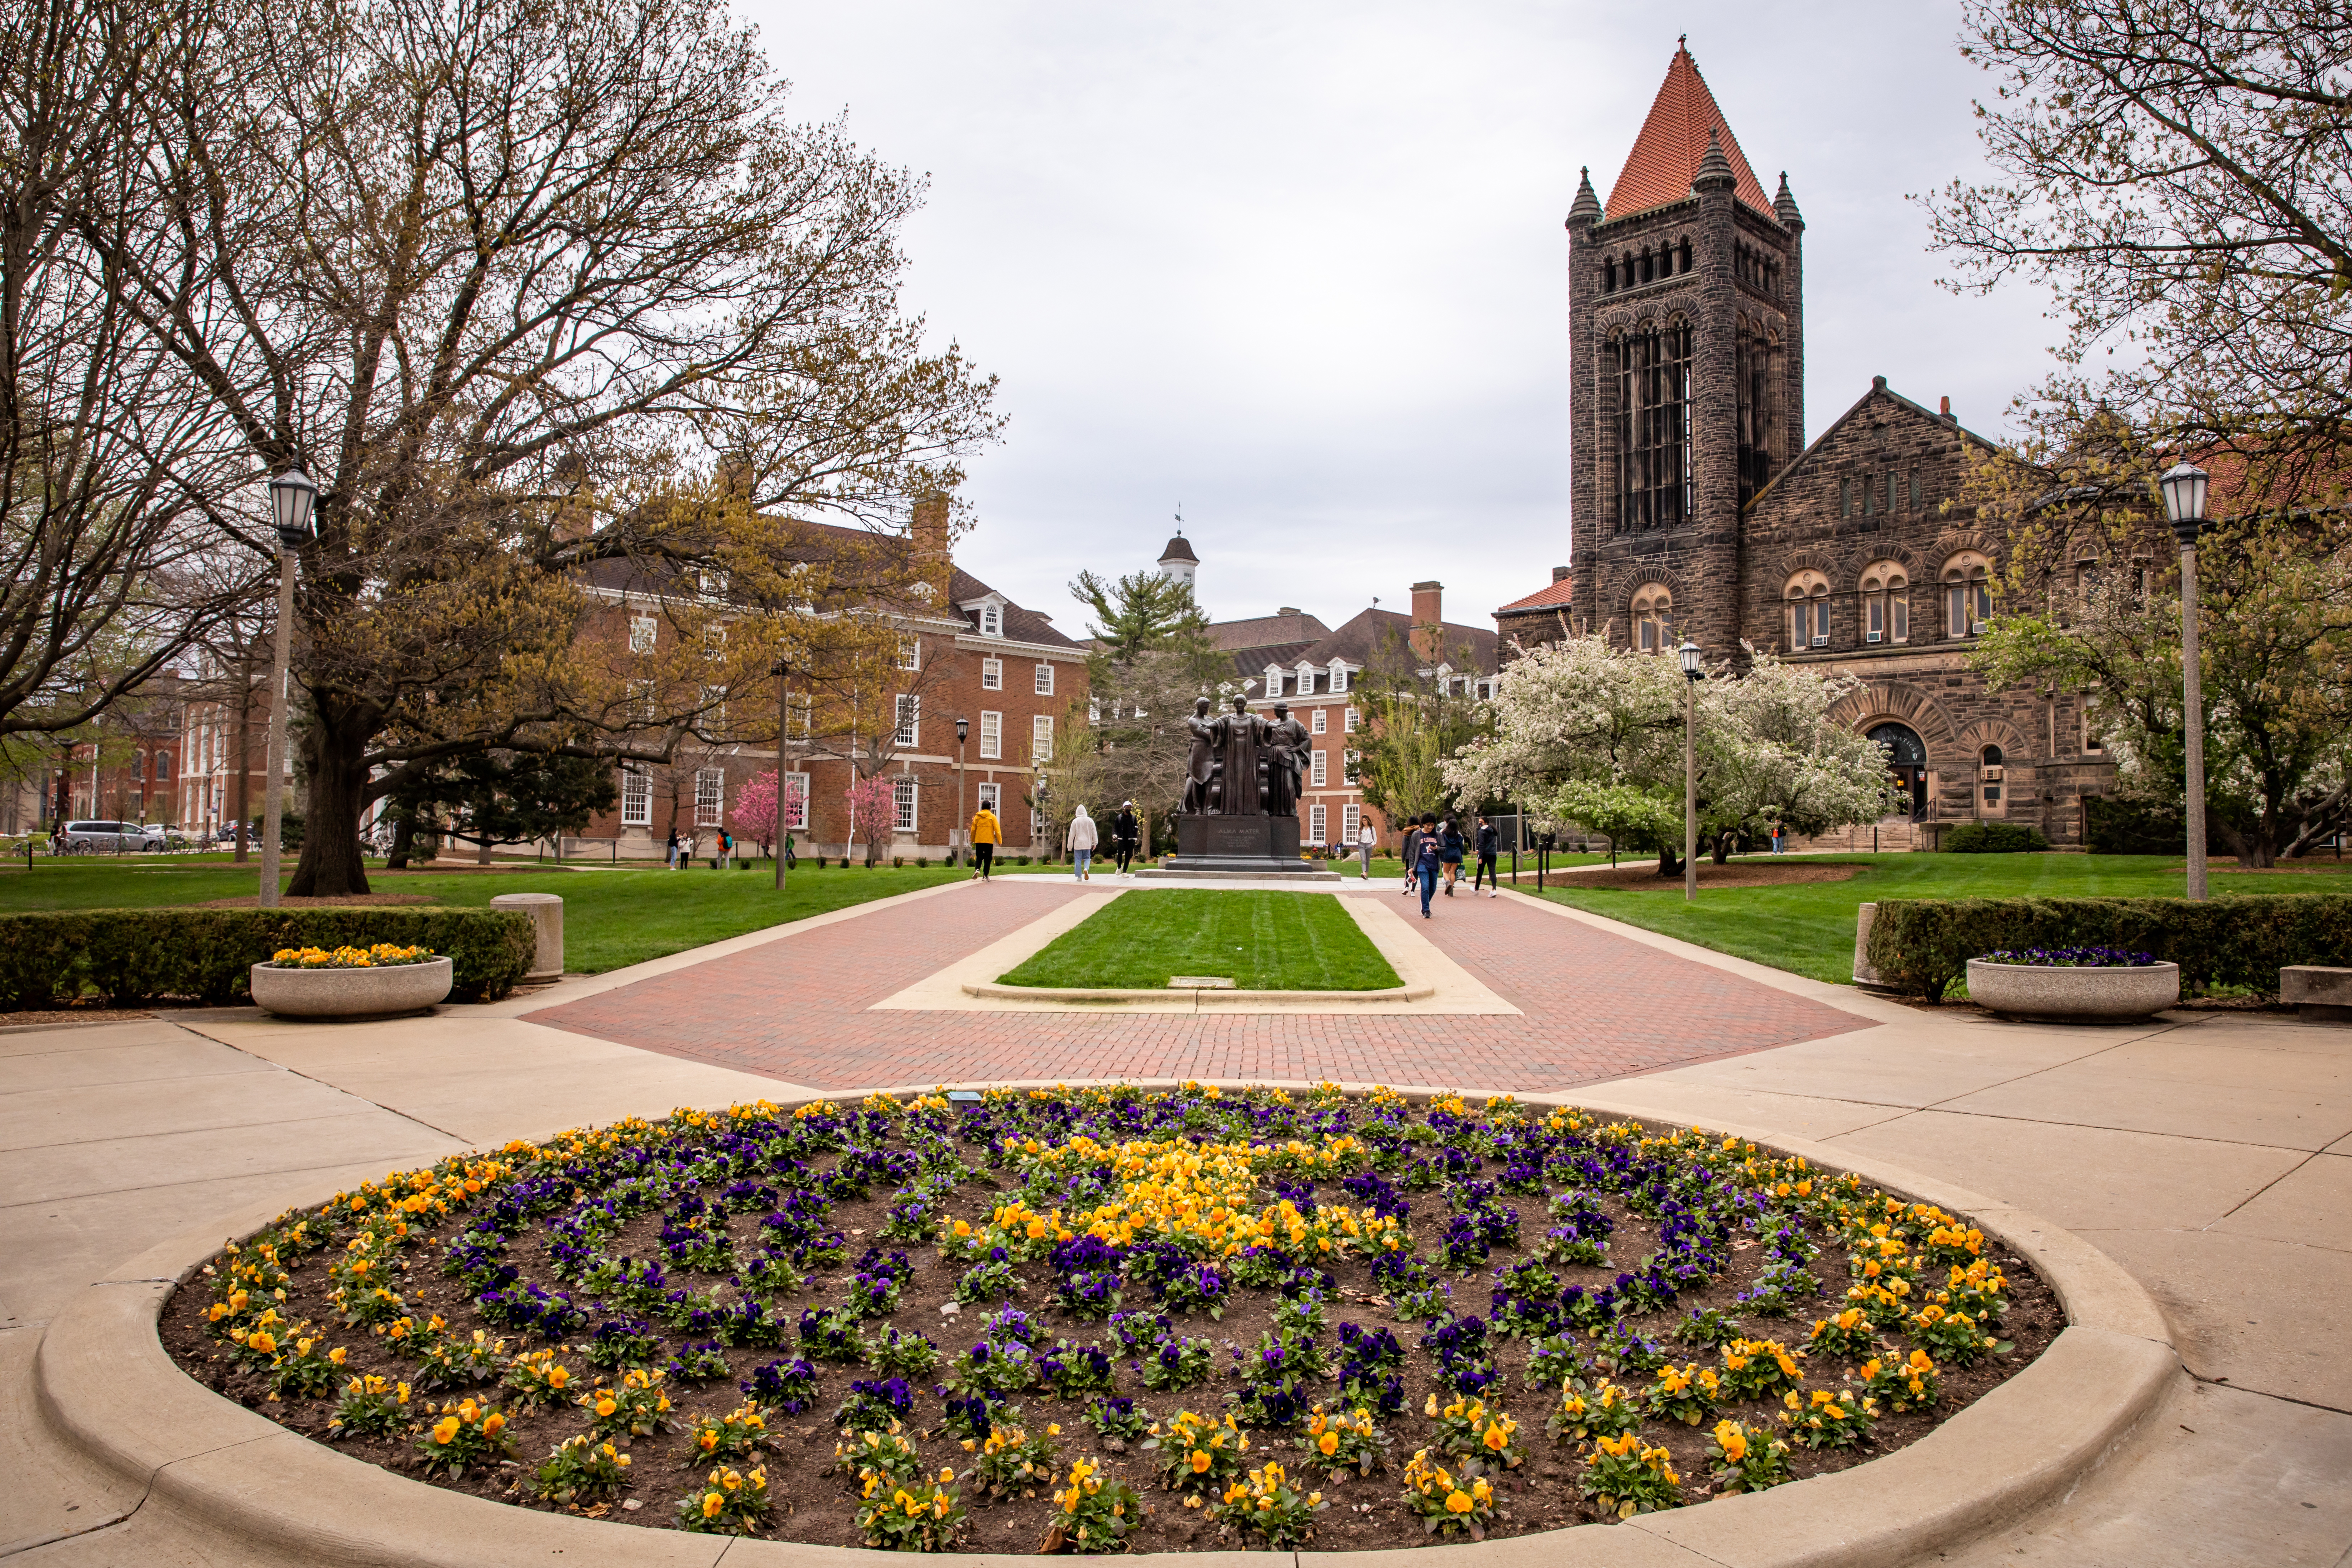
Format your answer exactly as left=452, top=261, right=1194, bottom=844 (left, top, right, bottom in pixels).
left=1135, top=815, right=1341, bottom=880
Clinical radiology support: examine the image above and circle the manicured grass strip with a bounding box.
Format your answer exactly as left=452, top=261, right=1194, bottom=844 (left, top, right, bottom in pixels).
left=997, top=890, right=1402, bottom=991
left=0, top=860, right=970, bottom=975
left=1529, top=852, right=2352, bottom=986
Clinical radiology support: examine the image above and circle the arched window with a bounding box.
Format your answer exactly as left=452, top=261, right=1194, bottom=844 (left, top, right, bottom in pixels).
left=1612, top=320, right=1692, bottom=532
left=1860, top=560, right=1910, bottom=645
left=1631, top=585, right=1674, bottom=653
left=1978, top=744, right=2006, bottom=814
left=1737, top=322, right=1780, bottom=505
left=1784, top=571, right=1831, bottom=650
left=1942, top=552, right=1992, bottom=637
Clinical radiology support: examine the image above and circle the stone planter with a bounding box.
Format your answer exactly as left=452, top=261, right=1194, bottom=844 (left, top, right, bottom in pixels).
left=1965, top=958, right=2179, bottom=1023
left=249, top=957, right=453, bottom=1020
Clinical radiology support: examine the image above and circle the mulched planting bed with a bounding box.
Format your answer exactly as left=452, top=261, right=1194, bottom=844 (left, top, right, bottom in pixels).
left=163, top=1085, right=2059, bottom=1552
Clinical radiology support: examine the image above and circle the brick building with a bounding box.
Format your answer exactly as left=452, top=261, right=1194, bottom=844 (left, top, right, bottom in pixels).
left=573, top=510, right=1087, bottom=862
left=1561, top=42, right=2119, bottom=845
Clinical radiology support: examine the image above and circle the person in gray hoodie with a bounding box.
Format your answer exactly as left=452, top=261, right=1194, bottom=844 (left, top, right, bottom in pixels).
left=1067, top=804, right=1099, bottom=881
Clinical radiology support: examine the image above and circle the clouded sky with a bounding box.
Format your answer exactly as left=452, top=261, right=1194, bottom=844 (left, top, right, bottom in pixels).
left=732, top=0, right=2055, bottom=643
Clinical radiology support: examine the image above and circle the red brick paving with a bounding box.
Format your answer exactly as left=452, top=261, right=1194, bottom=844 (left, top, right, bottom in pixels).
left=523, top=881, right=1869, bottom=1092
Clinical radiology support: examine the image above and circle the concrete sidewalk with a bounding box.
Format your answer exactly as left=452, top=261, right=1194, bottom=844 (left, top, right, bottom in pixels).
left=1, top=880, right=2345, bottom=1564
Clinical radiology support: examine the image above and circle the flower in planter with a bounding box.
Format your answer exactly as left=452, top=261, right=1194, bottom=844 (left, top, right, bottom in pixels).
left=1578, top=1428, right=1682, bottom=1520
left=1977, top=947, right=2161, bottom=968
left=267, top=943, right=438, bottom=969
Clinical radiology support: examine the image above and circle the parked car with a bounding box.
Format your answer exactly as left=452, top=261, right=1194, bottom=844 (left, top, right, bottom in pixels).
left=58, top=819, right=168, bottom=852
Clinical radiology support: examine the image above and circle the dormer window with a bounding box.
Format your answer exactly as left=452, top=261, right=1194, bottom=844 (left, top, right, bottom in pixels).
left=1265, top=665, right=1283, bottom=697
left=1330, top=664, right=1348, bottom=694
left=1297, top=663, right=1315, bottom=695
left=979, top=604, right=1002, bottom=638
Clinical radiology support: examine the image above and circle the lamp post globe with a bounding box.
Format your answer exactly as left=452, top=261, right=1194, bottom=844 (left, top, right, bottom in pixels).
left=2158, top=461, right=2211, bottom=900
left=1677, top=638, right=1703, bottom=679
left=268, top=468, right=318, bottom=548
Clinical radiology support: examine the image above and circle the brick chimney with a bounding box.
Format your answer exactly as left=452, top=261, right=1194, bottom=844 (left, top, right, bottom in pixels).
left=911, top=492, right=951, bottom=598
left=1550, top=565, right=1569, bottom=583
left=1409, top=580, right=1443, bottom=663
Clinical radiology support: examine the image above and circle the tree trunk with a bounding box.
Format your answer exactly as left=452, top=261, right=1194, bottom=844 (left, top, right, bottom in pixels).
left=1656, top=845, right=1680, bottom=876
left=287, top=702, right=373, bottom=896
left=385, top=811, right=416, bottom=870
left=1711, top=831, right=1734, bottom=865
left=232, top=684, right=252, bottom=862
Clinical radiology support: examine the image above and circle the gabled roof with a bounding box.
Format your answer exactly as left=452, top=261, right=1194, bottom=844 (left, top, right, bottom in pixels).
left=1298, top=608, right=1499, bottom=678
left=1496, top=577, right=1575, bottom=615
left=1745, top=376, right=1999, bottom=515
left=1606, top=43, right=1775, bottom=222
left=1201, top=610, right=1333, bottom=653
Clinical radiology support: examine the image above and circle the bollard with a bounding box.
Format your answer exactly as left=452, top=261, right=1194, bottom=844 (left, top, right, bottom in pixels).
left=489, top=892, right=563, bottom=981
left=1852, top=902, right=1891, bottom=991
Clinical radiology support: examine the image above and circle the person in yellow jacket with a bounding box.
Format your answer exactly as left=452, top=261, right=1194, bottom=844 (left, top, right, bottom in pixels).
left=969, top=805, right=1002, bottom=882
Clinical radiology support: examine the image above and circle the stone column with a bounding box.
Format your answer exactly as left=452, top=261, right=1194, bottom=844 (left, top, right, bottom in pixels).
left=490, top=892, right=563, bottom=981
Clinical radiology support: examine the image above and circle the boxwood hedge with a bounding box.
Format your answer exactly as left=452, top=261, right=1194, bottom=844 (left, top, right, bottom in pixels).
left=0, top=907, right=535, bottom=1009
left=1866, top=894, right=2352, bottom=1003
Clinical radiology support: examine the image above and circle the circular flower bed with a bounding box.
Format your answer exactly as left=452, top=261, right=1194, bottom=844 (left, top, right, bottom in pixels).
left=162, top=1085, right=2061, bottom=1552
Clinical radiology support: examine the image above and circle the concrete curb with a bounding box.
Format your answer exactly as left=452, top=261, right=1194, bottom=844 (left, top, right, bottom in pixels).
left=33, top=1079, right=2182, bottom=1568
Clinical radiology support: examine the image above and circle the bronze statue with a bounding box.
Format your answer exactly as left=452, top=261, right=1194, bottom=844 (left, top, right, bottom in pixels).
left=1261, top=701, right=1309, bottom=818
left=1212, top=695, right=1265, bottom=814
left=1182, top=696, right=1220, bottom=815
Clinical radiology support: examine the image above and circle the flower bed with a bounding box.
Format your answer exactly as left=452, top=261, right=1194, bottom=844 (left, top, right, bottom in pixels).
left=266, top=943, right=441, bottom=968
left=160, top=1085, right=2061, bottom=1552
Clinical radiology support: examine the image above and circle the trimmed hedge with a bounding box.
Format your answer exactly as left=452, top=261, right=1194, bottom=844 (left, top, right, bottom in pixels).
left=1866, top=894, right=2352, bottom=1002
left=1937, top=822, right=2051, bottom=853
left=2084, top=795, right=2187, bottom=855
left=0, top=907, right=535, bottom=1009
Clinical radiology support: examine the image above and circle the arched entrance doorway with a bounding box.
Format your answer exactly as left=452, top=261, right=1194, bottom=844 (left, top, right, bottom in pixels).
left=1868, top=722, right=1929, bottom=822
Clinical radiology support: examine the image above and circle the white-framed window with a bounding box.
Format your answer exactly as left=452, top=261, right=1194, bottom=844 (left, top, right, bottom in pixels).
left=1785, top=570, right=1832, bottom=649
left=1943, top=552, right=1993, bottom=637
left=894, top=694, right=919, bottom=747
left=698, top=568, right=730, bottom=599
left=893, top=775, right=917, bottom=832
left=1311, top=749, right=1328, bottom=787
left=1343, top=749, right=1361, bottom=785
left=1331, top=664, right=1348, bottom=694
left=1632, top=584, right=1673, bottom=652
left=979, top=604, right=1002, bottom=637
left=629, top=614, right=657, bottom=654
left=1312, top=707, right=1327, bottom=734
left=154, top=752, right=169, bottom=781
left=1264, top=665, right=1283, bottom=696
left=1297, top=663, right=1315, bottom=695
left=1342, top=803, right=1361, bottom=842
left=899, top=636, right=920, bottom=671
left=1031, top=713, right=1053, bottom=759
left=784, top=771, right=810, bottom=830
left=701, top=622, right=727, bottom=660
left=1034, top=662, right=1054, bottom=697
left=789, top=694, right=813, bottom=738
left=1088, top=699, right=1101, bottom=724
left=1860, top=561, right=1910, bottom=644
left=1978, top=744, right=2006, bottom=815
left=975, top=781, right=1001, bottom=814
left=694, top=768, right=725, bottom=827
left=1344, top=706, right=1359, bottom=732
left=979, top=710, right=1002, bottom=760
left=1309, top=803, right=1327, bottom=844
left=981, top=657, right=1002, bottom=691
left=701, top=684, right=727, bottom=731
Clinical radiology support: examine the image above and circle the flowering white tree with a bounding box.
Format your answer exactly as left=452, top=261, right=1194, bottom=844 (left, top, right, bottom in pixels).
left=1444, top=636, right=1896, bottom=871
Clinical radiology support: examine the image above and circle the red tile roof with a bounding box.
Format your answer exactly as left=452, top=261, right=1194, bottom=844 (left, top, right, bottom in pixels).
left=1495, top=577, right=1576, bottom=614
left=1606, top=43, right=1775, bottom=222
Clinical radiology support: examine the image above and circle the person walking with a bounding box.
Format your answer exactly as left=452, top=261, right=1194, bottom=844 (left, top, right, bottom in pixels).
left=969, top=802, right=1001, bottom=881
left=1067, top=804, right=1099, bottom=881
left=1414, top=822, right=1442, bottom=918
left=1473, top=816, right=1500, bottom=896
left=1399, top=816, right=1426, bottom=896
left=1356, top=818, right=1376, bottom=880
left=1438, top=817, right=1466, bottom=896
left=1771, top=823, right=1785, bottom=855
left=716, top=828, right=733, bottom=870
left=665, top=827, right=679, bottom=869
left=1111, top=801, right=1140, bottom=876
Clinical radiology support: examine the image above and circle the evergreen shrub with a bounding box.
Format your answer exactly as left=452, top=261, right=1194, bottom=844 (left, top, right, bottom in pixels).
left=0, top=907, right=534, bottom=1009
left=1866, top=894, right=2352, bottom=1002
left=2083, top=797, right=2187, bottom=855
left=1937, top=822, right=2050, bottom=853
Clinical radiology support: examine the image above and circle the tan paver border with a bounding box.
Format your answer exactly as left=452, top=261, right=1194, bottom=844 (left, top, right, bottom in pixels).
left=35, top=1077, right=2180, bottom=1568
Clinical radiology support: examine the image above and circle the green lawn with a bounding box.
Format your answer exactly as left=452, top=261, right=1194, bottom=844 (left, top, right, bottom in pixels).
left=997, top=890, right=1403, bottom=991
left=0, top=857, right=971, bottom=974
left=1530, top=852, right=2352, bottom=985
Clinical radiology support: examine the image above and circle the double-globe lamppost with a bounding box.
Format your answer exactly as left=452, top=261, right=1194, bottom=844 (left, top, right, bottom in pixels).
left=258, top=470, right=319, bottom=908
left=1678, top=638, right=1706, bottom=902
left=2159, top=461, right=2211, bottom=901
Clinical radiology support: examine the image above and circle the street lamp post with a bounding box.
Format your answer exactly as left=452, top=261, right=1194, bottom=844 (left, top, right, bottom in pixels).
left=2160, top=461, right=2211, bottom=901
left=954, top=717, right=969, bottom=869
left=1034, top=766, right=1050, bottom=861
left=1678, top=639, right=1706, bottom=902
left=773, top=657, right=791, bottom=892
left=258, top=470, right=318, bottom=908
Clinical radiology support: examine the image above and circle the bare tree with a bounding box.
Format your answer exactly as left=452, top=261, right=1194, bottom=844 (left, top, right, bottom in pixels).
left=0, top=0, right=263, bottom=745
left=1925, top=1, right=2352, bottom=481
left=85, top=0, right=999, bottom=894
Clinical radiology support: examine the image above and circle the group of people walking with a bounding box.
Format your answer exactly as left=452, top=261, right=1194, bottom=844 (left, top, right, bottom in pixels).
left=1396, top=813, right=1501, bottom=918
left=663, top=827, right=735, bottom=868
left=962, top=801, right=1144, bottom=882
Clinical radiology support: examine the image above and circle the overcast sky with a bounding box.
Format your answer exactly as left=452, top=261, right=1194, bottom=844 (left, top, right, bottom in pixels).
left=732, top=0, right=2055, bottom=642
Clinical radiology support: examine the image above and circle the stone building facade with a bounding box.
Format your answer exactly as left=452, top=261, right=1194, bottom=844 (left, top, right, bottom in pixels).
left=1563, top=43, right=2117, bottom=845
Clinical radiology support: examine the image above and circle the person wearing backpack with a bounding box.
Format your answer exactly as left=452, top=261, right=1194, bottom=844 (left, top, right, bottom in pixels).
left=1438, top=817, right=1466, bottom=896
left=1472, top=816, right=1500, bottom=896
left=1110, top=802, right=1140, bottom=876
left=716, top=828, right=733, bottom=870
left=1414, top=823, right=1443, bottom=918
